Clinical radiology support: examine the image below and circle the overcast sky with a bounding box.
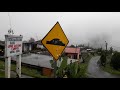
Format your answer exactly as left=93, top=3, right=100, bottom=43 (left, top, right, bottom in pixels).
left=0, top=12, right=120, bottom=51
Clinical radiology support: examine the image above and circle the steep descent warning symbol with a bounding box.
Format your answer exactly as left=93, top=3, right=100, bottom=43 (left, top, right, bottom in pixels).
left=41, top=22, right=69, bottom=60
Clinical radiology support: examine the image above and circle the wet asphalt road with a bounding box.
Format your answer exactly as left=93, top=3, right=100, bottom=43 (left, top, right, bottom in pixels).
left=87, top=56, right=120, bottom=78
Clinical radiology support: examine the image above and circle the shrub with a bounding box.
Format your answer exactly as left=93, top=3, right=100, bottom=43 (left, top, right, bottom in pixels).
left=100, top=51, right=106, bottom=67
left=110, top=52, right=120, bottom=70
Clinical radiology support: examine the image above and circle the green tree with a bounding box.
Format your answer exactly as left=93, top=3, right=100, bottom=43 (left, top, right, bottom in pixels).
left=67, top=61, right=80, bottom=78
left=100, top=51, right=106, bottom=67
left=29, top=37, right=35, bottom=42
left=70, top=45, right=75, bottom=47
left=56, top=57, right=68, bottom=78
left=97, top=48, right=103, bottom=55
left=50, top=57, right=82, bottom=78
left=50, top=57, right=68, bottom=78
left=110, top=52, right=120, bottom=70
left=109, top=47, right=113, bottom=54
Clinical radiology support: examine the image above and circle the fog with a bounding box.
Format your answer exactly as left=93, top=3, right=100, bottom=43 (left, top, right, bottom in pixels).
left=0, top=12, right=120, bottom=51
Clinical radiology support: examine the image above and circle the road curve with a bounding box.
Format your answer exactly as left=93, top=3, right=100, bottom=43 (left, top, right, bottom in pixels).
left=87, top=56, right=120, bottom=78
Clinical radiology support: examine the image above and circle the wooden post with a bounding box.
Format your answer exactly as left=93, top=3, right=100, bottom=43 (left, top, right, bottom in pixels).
left=5, top=57, right=11, bottom=78
left=16, top=55, right=21, bottom=78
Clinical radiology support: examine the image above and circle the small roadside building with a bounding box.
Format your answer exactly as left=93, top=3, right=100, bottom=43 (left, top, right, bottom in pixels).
left=35, top=40, right=44, bottom=49
left=31, top=40, right=45, bottom=51
left=64, top=47, right=80, bottom=60
left=22, top=41, right=32, bottom=53
left=22, top=40, right=44, bottom=53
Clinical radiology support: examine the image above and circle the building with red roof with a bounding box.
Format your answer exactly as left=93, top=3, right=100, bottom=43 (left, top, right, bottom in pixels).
left=64, top=47, right=80, bottom=60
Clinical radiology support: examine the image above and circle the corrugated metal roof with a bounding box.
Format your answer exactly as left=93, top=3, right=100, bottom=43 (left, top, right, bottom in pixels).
left=12, top=54, right=53, bottom=69
left=65, top=47, right=80, bottom=54
left=11, top=54, right=79, bottom=69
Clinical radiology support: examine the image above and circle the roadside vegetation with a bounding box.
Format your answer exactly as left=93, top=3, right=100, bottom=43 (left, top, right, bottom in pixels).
left=0, top=58, right=47, bottom=78
left=0, top=70, right=4, bottom=78
left=80, top=53, right=93, bottom=78
left=50, top=53, right=93, bottom=78
left=98, top=47, right=120, bottom=75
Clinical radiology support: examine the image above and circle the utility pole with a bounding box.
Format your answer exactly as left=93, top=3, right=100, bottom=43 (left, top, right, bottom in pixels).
left=105, top=41, right=108, bottom=55
left=53, top=60, right=57, bottom=78
left=8, top=12, right=14, bottom=35
left=104, top=41, right=108, bottom=67
left=88, top=43, right=89, bottom=48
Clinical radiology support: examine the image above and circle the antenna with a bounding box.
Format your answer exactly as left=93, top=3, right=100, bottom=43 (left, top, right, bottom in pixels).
left=8, top=12, right=14, bottom=35
left=8, top=12, right=12, bottom=29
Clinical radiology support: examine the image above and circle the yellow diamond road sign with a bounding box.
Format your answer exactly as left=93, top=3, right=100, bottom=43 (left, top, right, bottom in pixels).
left=41, top=22, right=69, bottom=61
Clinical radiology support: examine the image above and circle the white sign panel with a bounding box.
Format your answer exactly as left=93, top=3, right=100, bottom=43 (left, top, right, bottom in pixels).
left=5, top=35, right=23, bottom=57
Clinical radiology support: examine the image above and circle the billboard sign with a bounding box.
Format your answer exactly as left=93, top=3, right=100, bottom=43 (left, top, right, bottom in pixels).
left=5, top=35, right=23, bottom=57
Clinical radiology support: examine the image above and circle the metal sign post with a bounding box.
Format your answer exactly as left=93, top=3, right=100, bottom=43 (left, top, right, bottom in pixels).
left=54, top=60, right=57, bottom=78
left=5, top=35, right=23, bottom=78
left=41, top=22, right=69, bottom=78
left=5, top=57, right=11, bottom=78
left=16, top=55, right=21, bottom=78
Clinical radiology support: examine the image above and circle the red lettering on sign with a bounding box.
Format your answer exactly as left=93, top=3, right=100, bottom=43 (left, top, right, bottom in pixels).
left=8, top=45, right=13, bottom=48
left=8, top=44, right=21, bottom=51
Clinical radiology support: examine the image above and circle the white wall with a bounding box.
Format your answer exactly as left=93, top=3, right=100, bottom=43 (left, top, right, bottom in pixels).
left=29, top=44, right=32, bottom=51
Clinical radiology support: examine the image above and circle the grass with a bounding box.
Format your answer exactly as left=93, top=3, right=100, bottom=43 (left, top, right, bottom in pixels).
left=101, top=64, right=120, bottom=75
left=0, top=60, right=4, bottom=70
left=101, top=63, right=120, bottom=75
left=0, top=58, right=47, bottom=78
left=79, top=63, right=88, bottom=78
left=0, top=59, right=5, bottom=78
left=0, top=70, right=5, bottom=78
left=100, top=54, right=120, bottom=76
left=79, top=54, right=93, bottom=78
left=21, top=66, right=47, bottom=78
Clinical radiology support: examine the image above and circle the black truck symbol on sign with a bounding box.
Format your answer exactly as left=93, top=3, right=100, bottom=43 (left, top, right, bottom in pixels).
left=46, top=38, right=65, bottom=46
